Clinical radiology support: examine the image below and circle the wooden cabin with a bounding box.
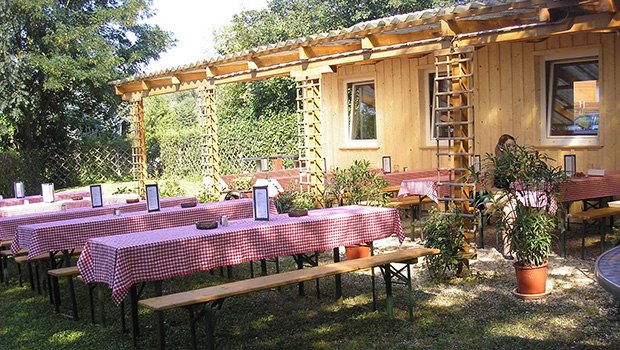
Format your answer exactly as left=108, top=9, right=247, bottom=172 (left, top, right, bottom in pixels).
left=112, top=0, right=620, bottom=200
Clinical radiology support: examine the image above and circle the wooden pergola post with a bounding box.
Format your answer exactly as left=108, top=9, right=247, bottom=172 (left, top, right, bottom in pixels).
left=197, top=84, right=221, bottom=195
left=129, top=97, right=147, bottom=198
left=296, top=78, right=325, bottom=207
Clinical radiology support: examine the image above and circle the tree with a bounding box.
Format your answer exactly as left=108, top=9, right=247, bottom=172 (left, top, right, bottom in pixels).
left=0, top=0, right=174, bottom=152
left=214, top=0, right=456, bottom=122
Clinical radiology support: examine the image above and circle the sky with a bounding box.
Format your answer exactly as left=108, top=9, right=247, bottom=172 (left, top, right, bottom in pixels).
left=144, top=0, right=269, bottom=73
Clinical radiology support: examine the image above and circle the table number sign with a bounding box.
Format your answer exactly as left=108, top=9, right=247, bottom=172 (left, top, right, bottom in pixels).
left=90, top=185, right=103, bottom=208
left=13, top=181, right=25, bottom=199
left=564, top=155, right=576, bottom=177
left=41, top=183, right=55, bottom=203
left=472, top=155, right=481, bottom=174
left=252, top=185, right=270, bottom=221
left=146, top=184, right=160, bottom=212
left=382, top=156, right=392, bottom=174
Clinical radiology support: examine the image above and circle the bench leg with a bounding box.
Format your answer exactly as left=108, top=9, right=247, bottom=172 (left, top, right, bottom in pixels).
left=67, top=275, right=78, bottom=320
left=383, top=263, right=394, bottom=318
left=249, top=261, right=255, bottom=278
left=406, top=263, right=413, bottom=320
left=130, top=284, right=140, bottom=347
left=52, top=275, right=61, bottom=314
left=295, top=254, right=305, bottom=296
left=26, top=262, right=35, bottom=291
left=87, top=284, right=96, bottom=323
left=17, top=262, right=23, bottom=287
left=156, top=310, right=166, bottom=350
left=205, top=305, right=218, bottom=350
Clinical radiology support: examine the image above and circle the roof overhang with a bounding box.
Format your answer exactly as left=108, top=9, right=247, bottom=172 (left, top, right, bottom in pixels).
left=112, top=0, right=620, bottom=101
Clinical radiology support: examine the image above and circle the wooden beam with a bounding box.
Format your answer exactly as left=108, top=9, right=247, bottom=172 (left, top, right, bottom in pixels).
left=247, top=59, right=259, bottom=71
left=170, top=76, right=181, bottom=85
left=457, top=12, right=620, bottom=46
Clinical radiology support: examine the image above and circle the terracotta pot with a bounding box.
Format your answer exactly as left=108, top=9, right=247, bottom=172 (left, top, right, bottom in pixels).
left=513, top=261, right=548, bottom=295
left=345, top=245, right=371, bottom=260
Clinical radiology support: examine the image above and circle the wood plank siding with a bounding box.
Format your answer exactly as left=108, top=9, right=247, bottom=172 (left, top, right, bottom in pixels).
left=320, top=33, right=620, bottom=172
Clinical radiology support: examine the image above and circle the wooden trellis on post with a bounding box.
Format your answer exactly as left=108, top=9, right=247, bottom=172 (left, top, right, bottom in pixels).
left=129, top=98, right=147, bottom=198
left=296, top=78, right=325, bottom=207
left=197, top=84, right=221, bottom=195
left=433, top=46, right=477, bottom=270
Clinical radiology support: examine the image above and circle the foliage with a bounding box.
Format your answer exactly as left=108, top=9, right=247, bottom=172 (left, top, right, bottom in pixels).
left=274, top=188, right=317, bottom=213
left=229, top=174, right=254, bottom=191
left=474, top=144, right=568, bottom=267
left=326, top=160, right=388, bottom=206
left=159, top=178, right=185, bottom=198
left=423, top=207, right=469, bottom=279
left=112, top=186, right=135, bottom=195
left=196, top=185, right=222, bottom=204
left=0, top=0, right=173, bottom=152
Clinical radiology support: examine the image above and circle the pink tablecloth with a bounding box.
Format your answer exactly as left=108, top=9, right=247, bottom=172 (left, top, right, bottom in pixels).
left=12, top=198, right=275, bottom=259
left=0, top=190, right=91, bottom=207
left=77, top=205, right=403, bottom=304
left=397, top=176, right=451, bottom=202
left=0, top=196, right=194, bottom=241
left=0, top=194, right=142, bottom=218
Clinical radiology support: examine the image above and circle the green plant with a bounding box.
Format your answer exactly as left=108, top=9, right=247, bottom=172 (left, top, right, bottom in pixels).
left=112, top=185, right=135, bottom=195
left=229, top=174, right=254, bottom=191
left=159, top=178, right=185, bottom=198
left=423, top=207, right=469, bottom=279
left=274, top=188, right=317, bottom=213
left=196, top=184, right=222, bottom=203
left=326, top=160, right=388, bottom=206
left=474, top=144, right=567, bottom=267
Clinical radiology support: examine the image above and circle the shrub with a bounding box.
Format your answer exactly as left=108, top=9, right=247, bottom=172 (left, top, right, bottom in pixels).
left=423, top=207, right=469, bottom=279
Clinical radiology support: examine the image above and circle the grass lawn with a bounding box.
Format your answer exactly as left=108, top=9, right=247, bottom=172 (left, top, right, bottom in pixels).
left=1, top=226, right=619, bottom=350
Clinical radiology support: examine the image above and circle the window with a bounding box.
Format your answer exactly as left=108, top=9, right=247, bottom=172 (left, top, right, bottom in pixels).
left=347, top=81, right=376, bottom=141
left=546, top=57, right=599, bottom=139
left=424, top=70, right=449, bottom=146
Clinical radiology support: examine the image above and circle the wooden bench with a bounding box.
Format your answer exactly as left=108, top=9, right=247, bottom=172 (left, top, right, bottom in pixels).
left=49, top=266, right=81, bottom=320
left=0, top=248, right=27, bottom=284
left=569, top=207, right=620, bottom=258
left=139, top=248, right=439, bottom=350
left=385, top=196, right=435, bottom=222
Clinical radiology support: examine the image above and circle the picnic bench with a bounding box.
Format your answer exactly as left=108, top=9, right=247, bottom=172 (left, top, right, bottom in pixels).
left=568, top=206, right=620, bottom=258
left=138, top=247, right=439, bottom=350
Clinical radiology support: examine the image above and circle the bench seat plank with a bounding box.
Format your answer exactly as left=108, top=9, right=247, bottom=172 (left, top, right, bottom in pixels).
left=140, top=248, right=439, bottom=311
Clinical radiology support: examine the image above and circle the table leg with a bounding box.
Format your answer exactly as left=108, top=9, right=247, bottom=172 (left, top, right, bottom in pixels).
left=130, top=285, right=139, bottom=347
left=383, top=263, right=394, bottom=318
left=333, top=248, right=341, bottom=299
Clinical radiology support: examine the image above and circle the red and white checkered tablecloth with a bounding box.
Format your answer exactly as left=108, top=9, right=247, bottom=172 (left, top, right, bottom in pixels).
left=381, top=169, right=440, bottom=186
left=397, top=176, right=451, bottom=202
left=77, top=205, right=403, bottom=304
left=0, top=190, right=91, bottom=207
left=0, top=194, right=143, bottom=218
left=12, top=198, right=273, bottom=259
left=558, top=170, right=620, bottom=203
left=0, top=196, right=194, bottom=241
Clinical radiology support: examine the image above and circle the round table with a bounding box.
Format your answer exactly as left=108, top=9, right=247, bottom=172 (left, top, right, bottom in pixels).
left=595, top=245, right=620, bottom=298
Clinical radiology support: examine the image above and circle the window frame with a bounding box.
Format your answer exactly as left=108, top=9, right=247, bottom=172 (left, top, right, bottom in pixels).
left=342, top=77, right=378, bottom=148
left=423, top=68, right=449, bottom=147
left=539, top=48, right=601, bottom=147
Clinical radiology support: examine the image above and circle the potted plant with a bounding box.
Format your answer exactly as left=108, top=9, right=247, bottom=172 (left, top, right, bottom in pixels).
left=474, top=143, right=567, bottom=298
left=228, top=174, right=254, bottom=198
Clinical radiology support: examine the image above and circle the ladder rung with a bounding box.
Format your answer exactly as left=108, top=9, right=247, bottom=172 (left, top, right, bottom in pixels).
left=435, top=105, right=473, bottom=111
left=438, top=182, right=476, bottom=187
left=434, top=90, right=474, bottom=96
left=435, top=136, right=474, bottom=141
left=436, top=152, right=475, bottom=156
left=435, top=121, right=474, bottom=126
left=434, top=74, right=473, bottom=80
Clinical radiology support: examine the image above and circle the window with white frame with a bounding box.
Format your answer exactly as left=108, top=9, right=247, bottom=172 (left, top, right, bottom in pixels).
left=545, top=57, right=599, bottom=140
left=425, top=70, right=449, bottom=145
left=347, top=81, right=376, bottom=141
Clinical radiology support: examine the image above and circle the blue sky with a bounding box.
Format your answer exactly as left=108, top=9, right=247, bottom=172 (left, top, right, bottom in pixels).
left=145, top=0, right=268, bottom=72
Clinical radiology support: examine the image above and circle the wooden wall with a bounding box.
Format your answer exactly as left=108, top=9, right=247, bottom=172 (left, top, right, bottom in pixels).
left=320, top=32, right=620, bottom=173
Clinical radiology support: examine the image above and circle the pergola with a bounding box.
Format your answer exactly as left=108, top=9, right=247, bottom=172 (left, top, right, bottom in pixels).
left=111, top=0, right=620, bottom=208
